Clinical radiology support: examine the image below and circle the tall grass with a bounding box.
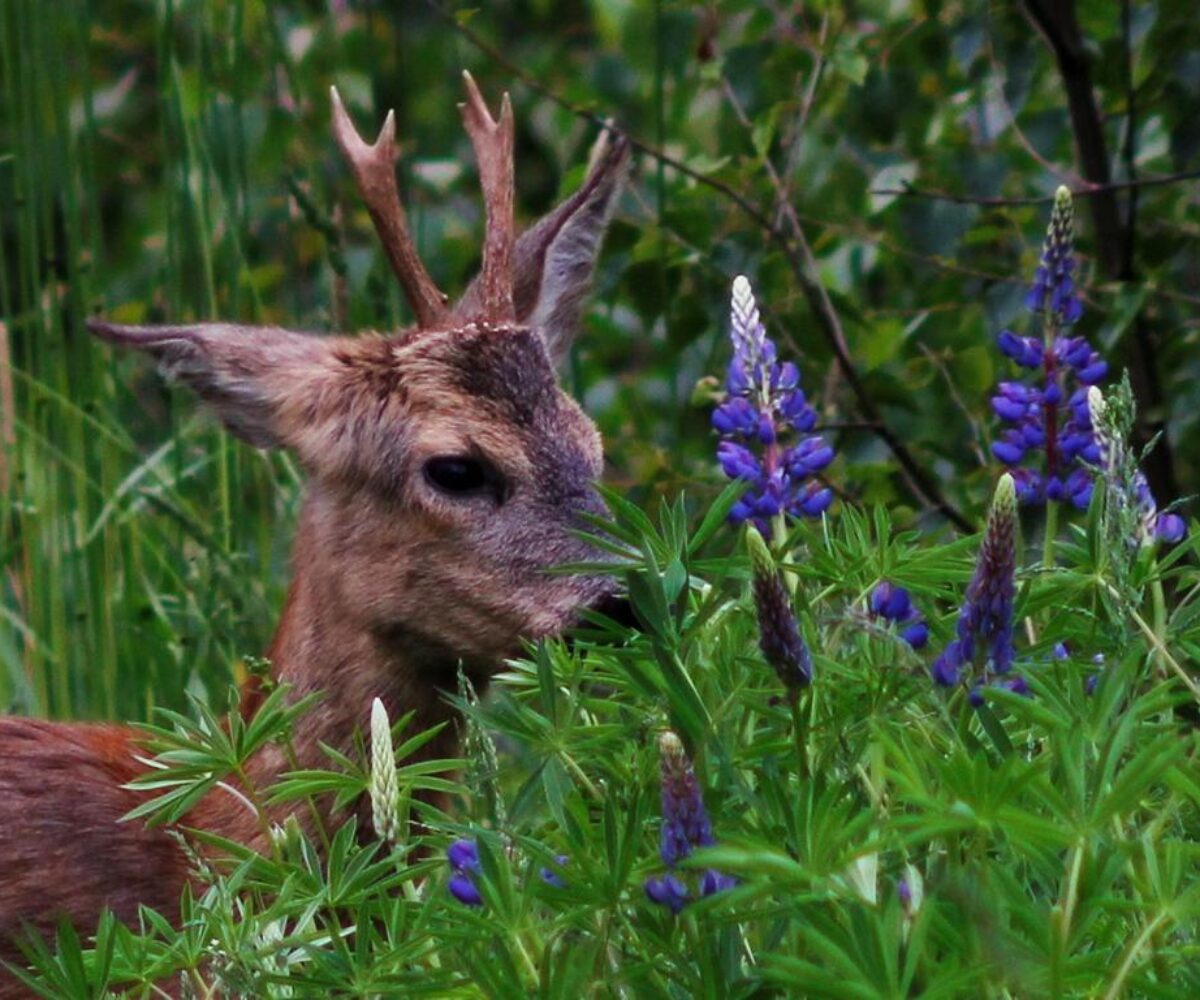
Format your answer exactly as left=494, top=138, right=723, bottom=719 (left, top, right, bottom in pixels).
left=0, top=1, right=300, bottom=720
left=0, top=1, right=647, bottom=722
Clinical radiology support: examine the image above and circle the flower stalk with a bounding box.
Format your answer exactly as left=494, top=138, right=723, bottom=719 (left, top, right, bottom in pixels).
left=932, top=474, right=1025, bottom=700
left=644, top=731, right=736, bottom=913
left=713, top=276, right=834, bottom=532
left=746, top=525, right=813, bottom=697
left=992, top=188, right=1105, bottom=516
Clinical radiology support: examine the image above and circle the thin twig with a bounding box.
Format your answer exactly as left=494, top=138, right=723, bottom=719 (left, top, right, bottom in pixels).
left=918, top=343, right=990, bottom=470
left=1120, top=0, right=1139, bottom=279
left=871, top=170, right=1200, bottom=207
left=773, top=11, right=829, bottom=225
left=984, top=0, right=1083, bottom=186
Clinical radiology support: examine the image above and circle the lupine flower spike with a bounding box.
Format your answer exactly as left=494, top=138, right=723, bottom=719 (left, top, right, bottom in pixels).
left=746, top=525, right=813, bottom=694
left=1088, top=384, right=1186, bottom=546
left=369, top=697, right=400, bottom=846
left=932, top=474, right=1027, bottom=700
left=713, top=275, right=834, bottom=531
left=992, top=187, right=1105, bottom=508
left=644, top=731, right=736, bottom=914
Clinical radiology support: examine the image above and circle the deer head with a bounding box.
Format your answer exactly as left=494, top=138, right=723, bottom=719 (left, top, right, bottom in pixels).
left=87, top=74, right=629, bottom=678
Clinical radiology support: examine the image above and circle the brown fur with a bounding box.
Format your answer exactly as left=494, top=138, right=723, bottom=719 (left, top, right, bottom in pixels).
left=0, top=86, right=628, bottom=996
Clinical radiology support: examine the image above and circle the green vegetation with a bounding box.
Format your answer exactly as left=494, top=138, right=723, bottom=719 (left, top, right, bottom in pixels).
left=2, top=1, right=1200, bottom=996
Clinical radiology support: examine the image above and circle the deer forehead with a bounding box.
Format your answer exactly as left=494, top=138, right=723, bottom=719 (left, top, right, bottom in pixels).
left=310, top=324, right=602, bottom=485
left=403, top=326, right=603, bottom=485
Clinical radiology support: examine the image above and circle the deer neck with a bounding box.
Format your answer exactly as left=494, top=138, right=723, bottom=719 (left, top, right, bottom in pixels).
left=229, top=490, right=483, bottom=847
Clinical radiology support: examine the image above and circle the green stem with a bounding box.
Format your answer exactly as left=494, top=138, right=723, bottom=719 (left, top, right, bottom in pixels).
left=1099, top=579, right=1200, bottom=702
left=1059, top=839, right=1085, bottom=942
left=1042, top=500, right=1059, bottom=571
left=790, top=690, right=810, bottom=782
left=512, top=930, right=540, bottom=984
left=560, top=750, right=602, bottom=800
left=772, top=512, right=797, bottom=594
left=231, top=762, right=279, bottom=854
left=1051, top=836, right=1086, bottom=992
left=1102, top=911, right=1170, bottom=1000
left=1150, top=576, right=1167, bottom=674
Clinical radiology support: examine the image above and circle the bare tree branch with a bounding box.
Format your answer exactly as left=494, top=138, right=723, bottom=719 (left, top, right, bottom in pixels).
left=870, top=170, right=1200, bottom=207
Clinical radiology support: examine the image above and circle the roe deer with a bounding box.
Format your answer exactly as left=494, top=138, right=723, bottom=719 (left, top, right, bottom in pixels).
left=0, top=73, right=628, bottom=991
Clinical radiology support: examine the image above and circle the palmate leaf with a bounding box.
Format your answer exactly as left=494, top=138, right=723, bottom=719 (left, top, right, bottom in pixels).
left=121, top=684, right=321, bottom=825
left=266, top=711, right=462, bottom=810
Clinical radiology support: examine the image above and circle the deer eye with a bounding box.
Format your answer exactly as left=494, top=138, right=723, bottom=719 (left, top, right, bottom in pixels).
left=423, top=455, right=499, bottom=498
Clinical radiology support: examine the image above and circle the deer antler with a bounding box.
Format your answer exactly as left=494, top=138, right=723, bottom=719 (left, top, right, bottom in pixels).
left=330, top=86, right=449, bottom=330
left=458, top=71, right=516, bottom=325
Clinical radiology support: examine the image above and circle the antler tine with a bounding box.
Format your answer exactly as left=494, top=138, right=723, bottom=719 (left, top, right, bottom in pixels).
left=458, top=71, right=516, bottom=325
left=329, top=86, right=449, bottom=329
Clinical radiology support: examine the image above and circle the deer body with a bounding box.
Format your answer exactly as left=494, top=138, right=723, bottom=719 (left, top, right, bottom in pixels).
left=0, top=75, right=627, bottom=994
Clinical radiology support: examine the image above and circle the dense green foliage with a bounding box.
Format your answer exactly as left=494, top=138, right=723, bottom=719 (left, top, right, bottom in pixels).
left=2, top=1, right=1200, bottom=996
left=11, top=494, right=1200, bottom=997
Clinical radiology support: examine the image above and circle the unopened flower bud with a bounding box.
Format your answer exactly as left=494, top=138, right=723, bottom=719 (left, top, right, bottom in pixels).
left=746, top=525, right=813, bottom=692
left=932, top=475, right=1021, bottom=693
left=657, top=731, right=714, bottom=867
left=369, top=697, right=400, bottom=845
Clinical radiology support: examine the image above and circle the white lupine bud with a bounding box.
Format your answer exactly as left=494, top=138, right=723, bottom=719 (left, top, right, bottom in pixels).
left=900, top=862, right=923, bottom=917
left=370, top=697, right=400, bottom=845
left=843, top=852, right=878, bottom=906
left=1086, top=387, right=1113, bottom=474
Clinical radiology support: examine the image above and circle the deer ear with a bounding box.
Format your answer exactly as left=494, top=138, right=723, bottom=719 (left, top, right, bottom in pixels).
left=455, top=131, right=629, bottom=363
left=87, top=320, right=333, bottom=449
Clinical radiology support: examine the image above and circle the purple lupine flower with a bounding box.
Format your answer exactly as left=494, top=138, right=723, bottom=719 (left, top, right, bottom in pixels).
left=747, top=525, right=813, bottom=692
left=644, top=731, right=736, bottom=914
left=700, top=870, right=739, bottom=896
left=448, top=838, right=480, bottom=873
left=1155, top=512, right=1186, bottom=543
left=1130, top=463, right=1185, bottom=544
left=539, top=855, right=569, bottom=889
left=900, top=620, right=930, bottom=649
left=1088, top=386, right=1187, bottom=546
left=447, top=838, right=484, bottom=907
left=657, top=731, right=715, bottom=868
left=448, top=874, right=483, bottom=906
left=644, top=874, right=689, bottom=914
left=992, top=188, right=1104, bottom=510
left=713, top=276, right=834, bottom=531
left=932, top=474, right=1025, bottom=697
left=869, top=581, right=929, bottom=649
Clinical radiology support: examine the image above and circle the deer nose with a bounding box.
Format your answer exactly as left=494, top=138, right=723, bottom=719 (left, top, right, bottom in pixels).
left=563, top=487, right=608, bottom=520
